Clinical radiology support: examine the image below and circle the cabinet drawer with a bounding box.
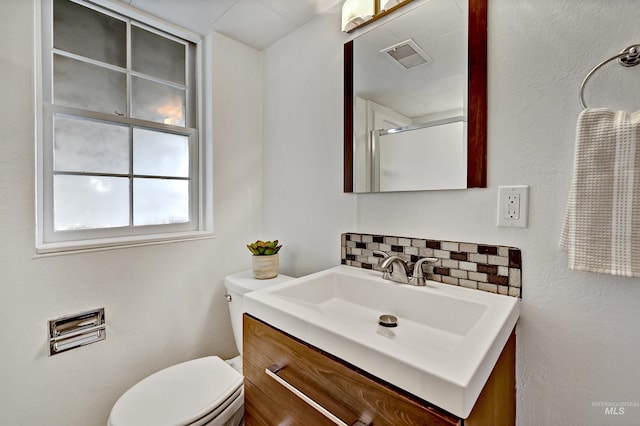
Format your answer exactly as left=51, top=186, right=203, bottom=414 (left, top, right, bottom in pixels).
left=244, top=379, right=335, bottom=426
left=243, top=314, right=460, bottom=426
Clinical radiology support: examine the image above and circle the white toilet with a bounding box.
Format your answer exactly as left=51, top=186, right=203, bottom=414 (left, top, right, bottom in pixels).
left=108, top=271, right=294, bottom=426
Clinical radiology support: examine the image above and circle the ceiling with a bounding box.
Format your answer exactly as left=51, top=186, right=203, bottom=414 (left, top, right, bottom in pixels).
left=115, top=0, right=344, bottom=50
left=354, top=0, right=467, bottom=119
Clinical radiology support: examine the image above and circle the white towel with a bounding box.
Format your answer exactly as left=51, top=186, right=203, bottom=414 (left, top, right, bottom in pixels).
left=560, top=108, right=640, bottom=277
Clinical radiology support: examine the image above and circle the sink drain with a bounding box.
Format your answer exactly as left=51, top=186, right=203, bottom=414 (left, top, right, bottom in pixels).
left=378, top=314, right=398, bottom=328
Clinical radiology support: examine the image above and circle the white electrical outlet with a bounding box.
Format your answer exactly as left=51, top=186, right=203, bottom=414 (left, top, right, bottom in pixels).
left=498, top=185, right=529, bottom=228
left=506, top=194, right=520, bottom=219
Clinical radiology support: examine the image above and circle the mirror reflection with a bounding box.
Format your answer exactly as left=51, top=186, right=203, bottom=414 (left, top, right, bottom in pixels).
left=345, top=0, right=486, bottom=193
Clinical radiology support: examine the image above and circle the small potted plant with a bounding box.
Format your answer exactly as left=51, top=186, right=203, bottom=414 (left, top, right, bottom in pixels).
left=247, top=240, right=282, bottom=279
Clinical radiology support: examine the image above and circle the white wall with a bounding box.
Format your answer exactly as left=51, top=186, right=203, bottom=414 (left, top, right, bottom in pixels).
left=263, top=1, right=640, bottom=425
left=262, top=6, right=356, bottom=276
left=0, top=1, right=263, bottom=423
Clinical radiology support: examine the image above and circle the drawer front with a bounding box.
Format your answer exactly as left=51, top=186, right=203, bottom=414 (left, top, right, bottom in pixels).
left=243, top=314, right=460, bottom=426
left=244, top=379, right=335, bottom=426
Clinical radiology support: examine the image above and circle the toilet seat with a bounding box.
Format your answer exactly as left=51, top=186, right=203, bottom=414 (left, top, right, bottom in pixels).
left=108, top=356, right=243, bottom=426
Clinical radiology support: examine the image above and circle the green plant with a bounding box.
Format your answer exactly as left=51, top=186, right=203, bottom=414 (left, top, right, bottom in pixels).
left=247, top=240, right=282, bottom=256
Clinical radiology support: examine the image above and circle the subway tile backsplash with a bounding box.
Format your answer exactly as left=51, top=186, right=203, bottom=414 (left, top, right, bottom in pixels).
left=341, top=233, right=522, bottom=298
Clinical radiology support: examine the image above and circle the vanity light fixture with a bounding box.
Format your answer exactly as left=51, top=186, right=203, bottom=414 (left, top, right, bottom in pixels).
left=380, top=39, right=432, bottom=70
left=342, top=0, right=415, bottom=33
left=342, top=0, right=375, bottom=32
left=379, top=0, right=402, bottom=11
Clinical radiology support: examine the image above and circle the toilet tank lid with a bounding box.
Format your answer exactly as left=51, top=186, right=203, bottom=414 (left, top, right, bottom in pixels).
left=224, top=270, right=294, bottom=295
left=109, top=356, right=242, bottom=426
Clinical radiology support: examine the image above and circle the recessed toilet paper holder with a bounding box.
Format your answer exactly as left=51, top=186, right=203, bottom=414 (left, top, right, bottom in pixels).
left=48, top=308, right=106, bottom=356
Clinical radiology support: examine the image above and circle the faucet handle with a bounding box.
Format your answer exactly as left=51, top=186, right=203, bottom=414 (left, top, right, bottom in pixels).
left=410, top=257, right=438, bottom=286
left=373, top=250, right=392, bottom=279
left=373, top=250, right=389, bottom=258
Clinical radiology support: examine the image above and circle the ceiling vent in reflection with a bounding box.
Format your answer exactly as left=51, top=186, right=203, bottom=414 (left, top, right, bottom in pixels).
left=380, top=39, right=432, bottom=70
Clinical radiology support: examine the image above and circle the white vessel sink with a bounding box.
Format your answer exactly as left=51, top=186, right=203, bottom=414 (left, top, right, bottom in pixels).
left=244, top=265, right=520, bottom=418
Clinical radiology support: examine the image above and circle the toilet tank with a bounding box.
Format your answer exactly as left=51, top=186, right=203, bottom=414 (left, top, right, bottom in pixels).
left=224, top=271, right=294, bottom=354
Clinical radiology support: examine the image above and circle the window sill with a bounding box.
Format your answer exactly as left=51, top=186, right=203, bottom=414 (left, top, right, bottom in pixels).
left=35, top=230, right=215, bottom=257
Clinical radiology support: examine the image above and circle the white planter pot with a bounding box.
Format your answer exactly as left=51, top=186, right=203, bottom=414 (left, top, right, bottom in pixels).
left=252, top=253, right=279, bottom=279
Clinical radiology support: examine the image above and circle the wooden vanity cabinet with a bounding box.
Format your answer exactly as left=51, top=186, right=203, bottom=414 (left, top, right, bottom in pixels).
left=243, top=314, right=515, bottom=426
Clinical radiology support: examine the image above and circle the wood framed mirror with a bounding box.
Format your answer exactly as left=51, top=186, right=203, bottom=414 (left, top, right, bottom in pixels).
left=344, top=0, right=487, bottom=192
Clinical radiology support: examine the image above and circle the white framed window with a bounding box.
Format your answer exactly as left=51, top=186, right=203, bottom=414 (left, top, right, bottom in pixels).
left=36, top=0, right=211, bottom=252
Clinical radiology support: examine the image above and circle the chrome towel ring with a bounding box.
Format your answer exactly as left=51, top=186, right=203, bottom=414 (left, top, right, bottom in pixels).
left=579, top=44, right=640, bottom=109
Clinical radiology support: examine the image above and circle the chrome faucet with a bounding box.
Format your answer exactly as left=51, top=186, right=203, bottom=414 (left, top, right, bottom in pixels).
left=374, top=250, right=437, bottom=286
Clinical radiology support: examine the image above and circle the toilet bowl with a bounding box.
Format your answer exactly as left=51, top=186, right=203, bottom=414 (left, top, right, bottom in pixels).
left=108, top=271, right=294, bottom=426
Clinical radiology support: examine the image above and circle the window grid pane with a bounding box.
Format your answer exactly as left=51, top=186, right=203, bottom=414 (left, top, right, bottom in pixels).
left=54, top=116, right=130, bottom=174
left=132, top=25, right=186, bottom=85
left=131, top=76, right=186, bottom=126
left=54, top=54, right=127, bottom=115
left=54, top=175, right=130, bottom=230
left=133, top=178, right=190, bottom=226
left=133, top=128, right=189, bottom=177
left=53, top=0, right=126, bottom=67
